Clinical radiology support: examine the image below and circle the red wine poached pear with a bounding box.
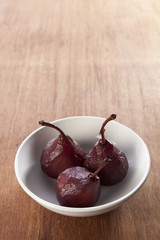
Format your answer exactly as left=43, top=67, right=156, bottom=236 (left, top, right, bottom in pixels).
left=56, top=158, right=111, bottom=207
left=84, top=114, right=129, bottom=185
left=39, top=120, right=86, bottom=178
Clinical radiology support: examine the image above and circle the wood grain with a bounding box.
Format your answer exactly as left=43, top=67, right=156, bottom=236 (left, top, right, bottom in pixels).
left=0, top=0, right=160, bottom=239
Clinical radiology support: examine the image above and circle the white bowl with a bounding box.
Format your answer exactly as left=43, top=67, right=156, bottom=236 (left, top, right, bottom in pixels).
left=15, top=116, right=150, bottom=217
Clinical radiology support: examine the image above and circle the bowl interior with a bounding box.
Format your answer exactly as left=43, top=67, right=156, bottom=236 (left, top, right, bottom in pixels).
left=15, top=116, right=150, bottom=210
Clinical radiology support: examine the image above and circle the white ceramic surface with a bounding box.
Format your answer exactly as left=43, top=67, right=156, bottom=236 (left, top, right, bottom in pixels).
left=15, top=116, right=150, bottom=217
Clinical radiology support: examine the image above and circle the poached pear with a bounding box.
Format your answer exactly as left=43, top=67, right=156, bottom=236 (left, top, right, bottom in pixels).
left=56, top=158, right=110, bottom=207
left=84, top=114, right=129, bottom=185
left=39, top=120, right=86, bottom=178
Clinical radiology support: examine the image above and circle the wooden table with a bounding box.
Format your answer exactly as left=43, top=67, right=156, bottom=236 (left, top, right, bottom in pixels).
left=0, top=0, right=160, bottom=239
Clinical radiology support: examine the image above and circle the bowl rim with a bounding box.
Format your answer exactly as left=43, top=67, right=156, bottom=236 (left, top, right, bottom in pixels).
left=15, top=115, right=151, bottom=213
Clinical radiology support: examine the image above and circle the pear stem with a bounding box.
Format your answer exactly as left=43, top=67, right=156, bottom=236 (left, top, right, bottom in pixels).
left=99, top=114, right=116, bottom=144
left=89, top=156, right=111, bottom=178
left=39, top=120, right=67, bottom=140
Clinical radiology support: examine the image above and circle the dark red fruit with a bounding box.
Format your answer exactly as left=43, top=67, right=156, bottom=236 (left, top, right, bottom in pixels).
left=56, top=159, right=110, bottom=207
left=84, top=114, right=129, bottom=186
left=39, top=120, right=86, bottom=178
